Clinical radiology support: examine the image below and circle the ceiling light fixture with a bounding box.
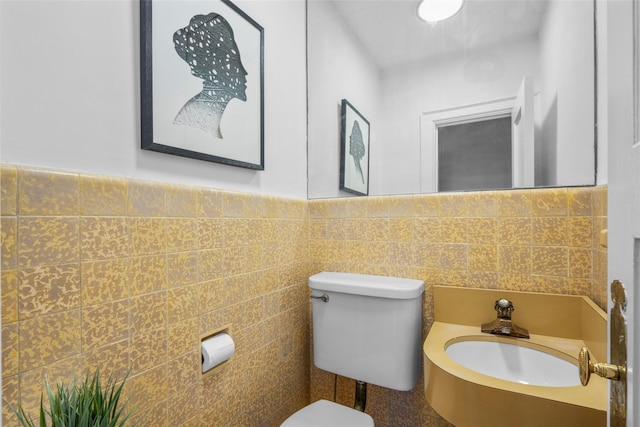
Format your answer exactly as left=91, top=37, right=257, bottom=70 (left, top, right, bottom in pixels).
left=417, top=0, right=464, bottom=23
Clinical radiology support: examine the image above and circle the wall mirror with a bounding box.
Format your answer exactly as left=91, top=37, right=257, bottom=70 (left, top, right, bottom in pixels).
left=307, top=0, right=596, bottom=198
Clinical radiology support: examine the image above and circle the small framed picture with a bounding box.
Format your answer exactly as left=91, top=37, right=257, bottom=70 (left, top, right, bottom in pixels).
left=140, top=0, right=264, bottom=170
left=340, top=99, right=370, bottom=196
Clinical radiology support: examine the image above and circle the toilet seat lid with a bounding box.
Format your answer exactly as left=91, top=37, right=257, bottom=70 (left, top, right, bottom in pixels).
left=281, top=400, right=374, bottom=427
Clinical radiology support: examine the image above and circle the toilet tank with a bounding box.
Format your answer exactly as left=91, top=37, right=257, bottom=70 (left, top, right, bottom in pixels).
left=309, top=272, right=425, bottom=391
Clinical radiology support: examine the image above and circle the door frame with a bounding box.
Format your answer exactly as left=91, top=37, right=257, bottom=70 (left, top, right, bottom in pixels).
left=603, top=0, right=638, bottom=425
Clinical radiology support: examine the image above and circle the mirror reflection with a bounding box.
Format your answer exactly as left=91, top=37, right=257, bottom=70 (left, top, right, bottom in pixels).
left=307, top=0, right=596, bottom=198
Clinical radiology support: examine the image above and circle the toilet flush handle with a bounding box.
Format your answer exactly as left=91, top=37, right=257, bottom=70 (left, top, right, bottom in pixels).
left=310, top=293, right=329, bottom=303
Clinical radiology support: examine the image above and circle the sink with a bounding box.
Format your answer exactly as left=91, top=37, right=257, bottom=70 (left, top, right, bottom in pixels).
left=423, top=287, right=608, bottom=427
left=423, top=322, right=606, bottom=427
left=445, top=338, right=580, bottom=387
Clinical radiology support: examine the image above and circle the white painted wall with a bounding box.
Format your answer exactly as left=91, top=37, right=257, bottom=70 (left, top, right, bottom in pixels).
left=307, top=0, right=381, bottom=199
left=0, top=0, right=307, bottom=199
left=379, top=38, right=540, bottom=195
left=536, top=0, right=595, bottom=187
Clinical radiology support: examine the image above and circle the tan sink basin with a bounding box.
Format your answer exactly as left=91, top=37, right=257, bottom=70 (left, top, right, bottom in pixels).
left=424, top=286, right=608, bottom=427
left=424, top=323, right=606, bottom=427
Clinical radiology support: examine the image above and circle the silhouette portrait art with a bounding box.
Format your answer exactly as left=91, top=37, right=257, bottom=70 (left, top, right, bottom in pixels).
left=173, top=13, right=248, bottom=138
left=140, top=0, right=264, bottom=170
left=340, top=99, right=370, bottom=196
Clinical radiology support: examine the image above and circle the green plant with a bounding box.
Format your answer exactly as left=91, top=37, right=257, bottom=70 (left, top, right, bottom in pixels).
left=8, top=369, right=137, bottom=427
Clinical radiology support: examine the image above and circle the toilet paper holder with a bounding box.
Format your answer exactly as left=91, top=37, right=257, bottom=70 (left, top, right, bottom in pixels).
left=201, top=325, right=234, bottom=377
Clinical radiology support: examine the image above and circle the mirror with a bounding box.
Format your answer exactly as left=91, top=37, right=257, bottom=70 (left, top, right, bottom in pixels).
left=307, top=0, right=596, bottom=198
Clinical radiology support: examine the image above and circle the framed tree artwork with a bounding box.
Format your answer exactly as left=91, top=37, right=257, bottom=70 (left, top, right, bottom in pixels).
left=140, top=0, right=264, bottom=170
left=340, top=99, right=370, bottom=195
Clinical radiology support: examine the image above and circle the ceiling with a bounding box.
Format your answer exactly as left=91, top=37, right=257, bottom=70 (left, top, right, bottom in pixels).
left=328, top=0, right=548, bottom=70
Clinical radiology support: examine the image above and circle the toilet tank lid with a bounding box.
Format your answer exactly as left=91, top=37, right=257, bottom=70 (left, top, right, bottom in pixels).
left=309, top=272, right=425, bottom=299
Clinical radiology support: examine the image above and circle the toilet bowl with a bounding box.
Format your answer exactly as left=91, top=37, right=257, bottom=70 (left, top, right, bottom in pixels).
left=281, top=400, right=374, bottom=427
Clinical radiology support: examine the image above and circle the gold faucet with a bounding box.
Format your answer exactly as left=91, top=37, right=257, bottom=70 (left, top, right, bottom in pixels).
left=481, top=298, right=530, bottom=338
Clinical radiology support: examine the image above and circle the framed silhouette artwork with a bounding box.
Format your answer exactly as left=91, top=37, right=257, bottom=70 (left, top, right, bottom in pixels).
left=141, top=0, right=264, bottom=170
left=340, top=99, right=370, bottom=196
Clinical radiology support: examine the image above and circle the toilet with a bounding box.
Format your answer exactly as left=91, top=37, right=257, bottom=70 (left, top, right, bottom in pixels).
left=281, top=272, right=425, bottom=426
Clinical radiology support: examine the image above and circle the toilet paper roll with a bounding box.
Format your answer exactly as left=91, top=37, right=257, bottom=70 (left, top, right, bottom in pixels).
left=201, top=332, right=235, bottom=373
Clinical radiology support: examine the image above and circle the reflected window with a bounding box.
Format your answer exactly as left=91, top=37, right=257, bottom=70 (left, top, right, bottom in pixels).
left=438, top=116, right=512, bottom=192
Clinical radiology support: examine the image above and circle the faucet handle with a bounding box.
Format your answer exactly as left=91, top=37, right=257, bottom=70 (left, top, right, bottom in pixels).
left=495, top=298, right=514, bottom=319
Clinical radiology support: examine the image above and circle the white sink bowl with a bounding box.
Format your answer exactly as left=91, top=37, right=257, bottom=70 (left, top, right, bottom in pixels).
left=445, top=339, right=580, bottom=387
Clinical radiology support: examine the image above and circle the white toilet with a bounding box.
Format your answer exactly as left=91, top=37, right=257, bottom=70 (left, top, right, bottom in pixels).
left=281, top=272, right=425, bottom=426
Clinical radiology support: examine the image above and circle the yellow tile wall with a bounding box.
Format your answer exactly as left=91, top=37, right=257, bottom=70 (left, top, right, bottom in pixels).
left=1, top=165, right=310, bottom=427
left=1, top=164, right=608, bottom=427
left=309, top=186, right=608, bottom=427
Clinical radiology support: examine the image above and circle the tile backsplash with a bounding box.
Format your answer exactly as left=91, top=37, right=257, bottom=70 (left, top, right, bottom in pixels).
left=307, top=186, right=607, bottom=426
left=309, top=186, right=607, bottom=306
left=1, top=164, right=607, bottom=426
left=1, top=165, right=310, bottom=426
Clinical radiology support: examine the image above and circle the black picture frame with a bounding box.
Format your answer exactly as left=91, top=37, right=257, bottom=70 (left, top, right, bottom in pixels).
left=340, top=99, right=370, bottom=196
left=140, top=0, right=264, bottom=170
